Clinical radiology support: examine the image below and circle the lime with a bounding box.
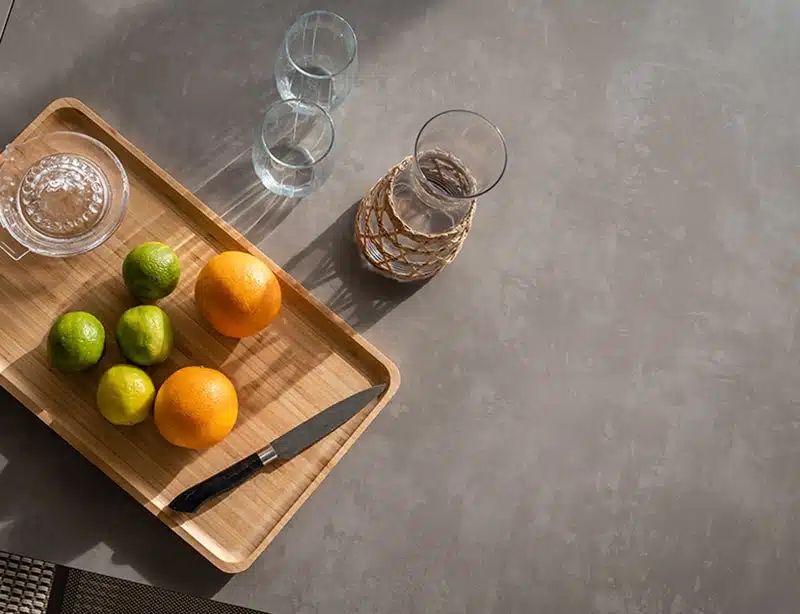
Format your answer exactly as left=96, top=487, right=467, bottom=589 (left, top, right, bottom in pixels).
left=122, top=242, right=181, bottom=301
left=47, top=312, right=105, bottom=372
left=97, top=364, right=155, bottom=425
left=116, top=305, right=173, bottom=366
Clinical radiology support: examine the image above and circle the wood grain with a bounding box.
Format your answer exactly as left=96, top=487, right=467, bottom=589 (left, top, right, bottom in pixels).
left=0, top=98, right=400, bottom=573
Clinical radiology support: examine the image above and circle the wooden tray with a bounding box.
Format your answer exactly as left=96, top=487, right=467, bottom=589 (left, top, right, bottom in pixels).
left=0, top=98, right=400, bottom=573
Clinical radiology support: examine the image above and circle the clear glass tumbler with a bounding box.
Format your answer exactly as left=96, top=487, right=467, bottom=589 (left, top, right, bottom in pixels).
left=252, top=98, right=335, bottom=197
left=275, top=11, right=358, bottom=111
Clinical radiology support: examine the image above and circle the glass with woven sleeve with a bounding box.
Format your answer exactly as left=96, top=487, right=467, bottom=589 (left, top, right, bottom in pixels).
left=355, top=110, right=507, bottom=281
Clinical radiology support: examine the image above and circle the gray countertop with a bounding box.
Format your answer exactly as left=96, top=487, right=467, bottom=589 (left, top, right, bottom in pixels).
left=2, top=0, right=800, bottom=612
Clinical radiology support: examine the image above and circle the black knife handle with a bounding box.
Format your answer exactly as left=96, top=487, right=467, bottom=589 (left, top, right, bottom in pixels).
left=169, top=453, right=264, bottom=513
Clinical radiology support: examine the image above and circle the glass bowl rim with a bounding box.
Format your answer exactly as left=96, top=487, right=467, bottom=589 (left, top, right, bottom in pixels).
left=0, top=130, right=129, bottom=257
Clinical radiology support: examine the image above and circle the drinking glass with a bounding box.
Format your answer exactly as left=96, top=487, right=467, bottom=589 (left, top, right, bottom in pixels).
left=275, top=11, right=358, bottom=111
left=252, top=98, right=335, bottom=197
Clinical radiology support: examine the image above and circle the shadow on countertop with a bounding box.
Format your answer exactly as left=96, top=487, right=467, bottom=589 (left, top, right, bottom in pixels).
left=0, top=387, right=231, bottom=596
left=194, top=157, right=428, bottom=333
left=0, top=0, right=443, bottom=191
left=283, top=202, right=429, bottom=333
left=194, top=148, right=304, bottom=245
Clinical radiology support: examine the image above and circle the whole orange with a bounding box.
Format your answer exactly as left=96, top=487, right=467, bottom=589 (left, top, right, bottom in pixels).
left=195, top=251, right=282, bottom=338
left=154, top=366, right=238, bottom=449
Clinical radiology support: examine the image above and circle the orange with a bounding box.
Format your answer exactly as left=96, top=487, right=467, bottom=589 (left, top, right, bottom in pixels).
left=154, top=366, right=238, bottom=449
left=195, top=251, right=282, bottom=338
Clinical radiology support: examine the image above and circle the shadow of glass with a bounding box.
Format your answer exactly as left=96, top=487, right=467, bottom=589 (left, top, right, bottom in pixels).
left=194, top=148, right=303, bottom=241
left=283, top=201, right=429, bottom=332
left=1, top=0, right=443, bottom=190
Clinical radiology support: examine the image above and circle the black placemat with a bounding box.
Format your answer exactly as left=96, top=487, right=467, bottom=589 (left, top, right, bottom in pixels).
left=0, top=551, right=55, bottom=613
left=0, top=550, right=268, bottom=614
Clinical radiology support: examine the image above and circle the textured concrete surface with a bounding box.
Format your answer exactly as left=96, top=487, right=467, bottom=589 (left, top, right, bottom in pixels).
left=2, top=0, right=800, bottom=612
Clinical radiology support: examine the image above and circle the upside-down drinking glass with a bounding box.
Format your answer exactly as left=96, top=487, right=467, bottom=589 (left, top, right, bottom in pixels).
left=252, top=98, right=335, bottom=197
left=275, top=11, right=358, bottom=111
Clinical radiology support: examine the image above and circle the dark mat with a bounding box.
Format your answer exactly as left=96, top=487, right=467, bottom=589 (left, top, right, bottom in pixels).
left=0, top=551, right=268, bottom=614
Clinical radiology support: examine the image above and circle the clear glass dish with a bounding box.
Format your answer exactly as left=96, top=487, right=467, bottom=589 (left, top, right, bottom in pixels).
left=0, top=131, right=129, bottom=260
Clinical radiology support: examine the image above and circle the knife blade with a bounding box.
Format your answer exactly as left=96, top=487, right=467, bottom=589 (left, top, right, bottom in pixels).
left=169, top=384, right=386, bottom=513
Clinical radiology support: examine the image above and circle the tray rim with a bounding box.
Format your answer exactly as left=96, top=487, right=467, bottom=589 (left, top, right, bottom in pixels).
left=1, top=97, right=401, bottom=573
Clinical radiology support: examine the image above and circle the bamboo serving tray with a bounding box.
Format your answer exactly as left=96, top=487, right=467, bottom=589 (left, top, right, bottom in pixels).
left=0, top=98, right=400, bottom=573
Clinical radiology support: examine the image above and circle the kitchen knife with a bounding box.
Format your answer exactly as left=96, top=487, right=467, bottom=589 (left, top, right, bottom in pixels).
left=169, top=384, right=386, bottom=513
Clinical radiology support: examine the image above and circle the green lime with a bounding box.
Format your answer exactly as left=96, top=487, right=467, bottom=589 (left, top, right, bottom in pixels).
left=116, top=305, right=173, bottom=366
left=122, top=242, right=181, bottom=301
left=97, top=364, right=155, bottom=425
left=47, top=312, right=105, bottom=372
